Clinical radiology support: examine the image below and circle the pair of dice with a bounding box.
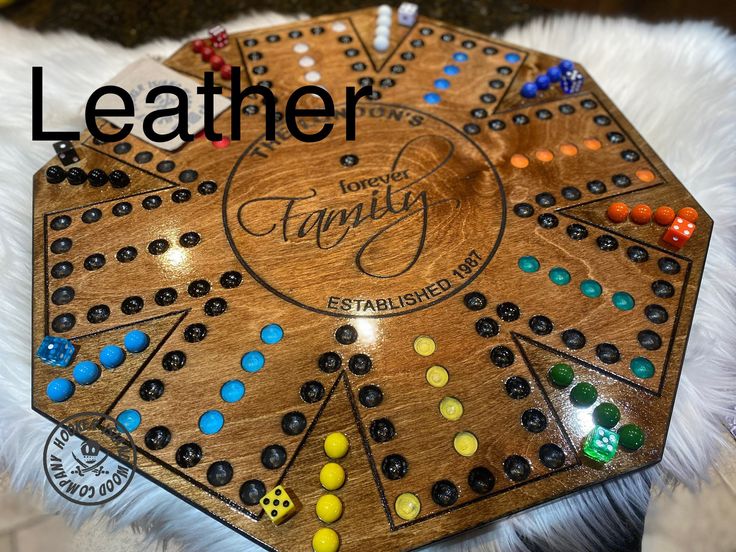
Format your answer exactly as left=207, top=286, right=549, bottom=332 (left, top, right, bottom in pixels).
left=208, top=25, right=229, bottom=49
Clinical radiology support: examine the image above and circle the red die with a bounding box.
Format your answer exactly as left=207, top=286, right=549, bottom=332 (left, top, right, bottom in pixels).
left=209, top=25, right=229, bottom=48
left=661, top=216, right=695, bottom=249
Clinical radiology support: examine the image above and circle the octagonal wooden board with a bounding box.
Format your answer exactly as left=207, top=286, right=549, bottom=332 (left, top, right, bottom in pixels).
left=31, top=7, right=712, bottom=551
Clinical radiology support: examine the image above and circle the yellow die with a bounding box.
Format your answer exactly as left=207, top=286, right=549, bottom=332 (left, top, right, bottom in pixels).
left=260, top=485, right=299, bottom=525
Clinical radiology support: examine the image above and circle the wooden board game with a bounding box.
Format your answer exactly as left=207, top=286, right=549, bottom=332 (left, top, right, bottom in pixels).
left=31, top=7, right=712, bottom=551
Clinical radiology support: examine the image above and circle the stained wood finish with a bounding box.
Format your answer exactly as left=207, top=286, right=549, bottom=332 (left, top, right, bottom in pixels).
left=32, top=8, right=712, bottom=551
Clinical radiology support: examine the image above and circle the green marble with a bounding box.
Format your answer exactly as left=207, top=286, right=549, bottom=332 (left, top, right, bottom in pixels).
left=518, top=256, right=540, bottom=273
left=548, top=267, right=571, bottom=285
left=570, top=382, right=597, bottom=407
left=548, top=363, right=574, bottom=387
left=618, top=424, right=645, bottom=451
left=580, top=279, right=602, bottom=298
left=593, top=402, right=621, bottom=428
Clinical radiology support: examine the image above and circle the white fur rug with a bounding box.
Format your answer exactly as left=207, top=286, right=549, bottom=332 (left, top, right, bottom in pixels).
left=1, top=11, right=735, bottom=552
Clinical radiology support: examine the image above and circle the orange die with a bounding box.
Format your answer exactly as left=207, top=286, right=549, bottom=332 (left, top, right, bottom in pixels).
left=661, top=217, right=695, bottom=249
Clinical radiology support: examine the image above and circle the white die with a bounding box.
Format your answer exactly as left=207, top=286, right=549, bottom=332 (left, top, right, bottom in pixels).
left=398, top=2, right=418, bottom=27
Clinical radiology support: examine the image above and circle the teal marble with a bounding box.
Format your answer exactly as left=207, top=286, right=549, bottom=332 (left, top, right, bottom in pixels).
left=518, top=256, right=540, bottom=273
left=612, top=291, right=635, bottom=311
left=630, top=356, right=655, bottom=379
left=580, top=279, right=602, bottom=298
left=548, top=267, right=571, bottom=285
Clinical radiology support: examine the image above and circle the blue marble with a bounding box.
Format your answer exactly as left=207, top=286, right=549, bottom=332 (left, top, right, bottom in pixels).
left=559, top=59, right=575, bottom=73
left=260, top=324, right=284, bottom=345
left=47, top=378, right=74, bottom=402
left=535, top=74, right=551, bottom=90
left=505, top=52, right=521, bottom=63
left=124, top=330, right=150, bottom=353
left=99, top=345, right=125, bottom=369
left=547, top=66, right=562, bottom=83
left=241, top=351, right=265, bottom=373
left=434, top=78, right=451, bottom=90
left=199, top=410, right=225, bottom=435
left=117, top=409, right=141, bottom=432
left=423, top=92, right=441, bottom=104
left=452, top=52, right=469, bottom=62
left=73, top=361, right=101, bottom=385
left=520, top=82, right=537, bottom=99
left=443, top=64, right=460, bottom=76
left=221, top=380, right=245, bottom=403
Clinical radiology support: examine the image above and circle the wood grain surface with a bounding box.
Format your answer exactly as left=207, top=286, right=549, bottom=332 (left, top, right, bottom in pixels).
left=31, top=8, right=712, bottom=551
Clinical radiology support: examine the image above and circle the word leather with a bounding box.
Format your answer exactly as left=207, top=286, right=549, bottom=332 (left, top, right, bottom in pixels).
left=31, top=66, right=373, bottom=144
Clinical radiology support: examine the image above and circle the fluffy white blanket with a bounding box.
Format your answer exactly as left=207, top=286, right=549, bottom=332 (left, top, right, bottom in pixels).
left=0, top=11, right=734, bottom=552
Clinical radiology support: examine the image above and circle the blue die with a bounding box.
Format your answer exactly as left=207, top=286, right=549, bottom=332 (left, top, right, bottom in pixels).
left=36, top=336, right=75, bottom=367
left=560, top=69, right=584, bottom=94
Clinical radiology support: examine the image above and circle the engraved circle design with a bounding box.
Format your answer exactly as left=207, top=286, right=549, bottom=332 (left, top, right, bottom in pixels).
left=224, top=103, right=506, bottom=317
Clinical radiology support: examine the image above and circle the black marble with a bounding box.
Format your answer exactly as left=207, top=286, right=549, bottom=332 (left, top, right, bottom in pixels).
left=475, top=317, right=500, bottom=338
left=504, top=454, right=531, bottom=481
left=468, top=466, right=495, bottom=494
left=539, top=443, right=566, bottom=469
left=464, top=291, right=487, bottom=311
left=431, top=480, right=459, bottom=507
left=370, top=418, right=395, bottom=443
left=140, top=379, right=165, bottom=401
left=348, top=353, right=372, bottom=376
left=521, top=408, right=547, bottom=433
left=381, top=454, right=408, bottom=480
left=281, top=411, right=307, bottom=435
left=261, top=444, right=287, bottom=469
left=596, top=343, right=620, bottom=364
left=490, top=345, right=515, bottom=368
left=176, top=443, right=203, bottom=468
left=207, top=461, right=233, bottom=487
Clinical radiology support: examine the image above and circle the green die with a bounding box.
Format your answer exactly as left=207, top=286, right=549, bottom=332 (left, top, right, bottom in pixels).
left=583, top=425, right=619, bottom=463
